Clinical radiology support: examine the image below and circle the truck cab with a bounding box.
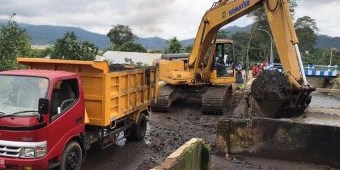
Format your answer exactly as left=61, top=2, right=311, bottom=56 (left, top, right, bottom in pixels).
left=0, top=69, right=85, bottom=169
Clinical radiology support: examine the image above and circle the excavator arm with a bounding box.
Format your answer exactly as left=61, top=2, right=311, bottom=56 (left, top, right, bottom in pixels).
left=189, top=0, right=306, bottom=87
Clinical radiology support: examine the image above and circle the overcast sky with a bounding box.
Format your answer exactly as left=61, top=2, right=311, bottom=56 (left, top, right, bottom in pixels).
left=0, top=0, right=339, bottom=40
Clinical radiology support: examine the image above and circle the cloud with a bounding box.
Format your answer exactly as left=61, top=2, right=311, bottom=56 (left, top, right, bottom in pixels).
left=295, top=0, right=340, bottom=37
left=0, top=0, right=338, bottom=40
left=0, top=0, right=218, bottom=39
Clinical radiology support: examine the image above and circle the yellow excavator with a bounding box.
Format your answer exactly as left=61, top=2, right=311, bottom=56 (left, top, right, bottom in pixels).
left=152, top=0, right=314, bottom=118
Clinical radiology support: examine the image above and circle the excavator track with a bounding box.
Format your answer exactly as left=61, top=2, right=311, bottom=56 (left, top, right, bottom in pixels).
left=249, top=70, right=313, bottom=118
left=202, top=86, right=231, bottom=114
left=152, top=84, right=231, bottom=114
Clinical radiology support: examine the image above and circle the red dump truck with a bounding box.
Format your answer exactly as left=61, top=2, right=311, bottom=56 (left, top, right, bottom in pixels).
left=0, top=58, right=157, bottom=170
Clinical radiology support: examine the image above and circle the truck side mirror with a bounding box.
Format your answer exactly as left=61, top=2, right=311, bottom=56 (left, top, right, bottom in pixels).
left=38, top=98, right=49, bottom=114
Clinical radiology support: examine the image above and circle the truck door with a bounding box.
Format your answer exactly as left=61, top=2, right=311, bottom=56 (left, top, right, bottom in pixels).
left=46, top=78, right=84, bottom=156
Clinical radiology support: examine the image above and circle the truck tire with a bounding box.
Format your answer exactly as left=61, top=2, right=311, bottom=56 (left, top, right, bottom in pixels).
left=60, top=141, right=83, bottom=170
left=129, top=113, right=147, bottom=141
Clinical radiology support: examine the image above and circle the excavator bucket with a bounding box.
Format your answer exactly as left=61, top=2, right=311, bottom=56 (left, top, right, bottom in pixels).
left=249, top=70, right=314, bottom=118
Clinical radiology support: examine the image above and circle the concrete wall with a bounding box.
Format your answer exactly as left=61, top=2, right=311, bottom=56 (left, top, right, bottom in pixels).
left=152, top=138, right=210, bottom=170
left=306, top=76, right=339, bottom=88
left=306, top=77, right=327, bottom=88
left=217, top=118, right=340, bottom=167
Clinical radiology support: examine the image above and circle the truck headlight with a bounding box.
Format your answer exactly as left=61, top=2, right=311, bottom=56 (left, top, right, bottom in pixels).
left=21, top=148, right=35, bottom=158
left=35, top=145, right=47, bottom=157
left=20, top=145, right=47, bottom=158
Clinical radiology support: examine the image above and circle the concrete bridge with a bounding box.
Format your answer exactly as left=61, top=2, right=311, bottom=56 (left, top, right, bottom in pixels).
left=304, top=65, right=338, bottom=77
left=273, top=64, right=338, bottom=77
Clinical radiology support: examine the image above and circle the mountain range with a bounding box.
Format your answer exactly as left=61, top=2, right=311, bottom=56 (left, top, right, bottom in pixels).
left=1, top=20, right=339, bottom=51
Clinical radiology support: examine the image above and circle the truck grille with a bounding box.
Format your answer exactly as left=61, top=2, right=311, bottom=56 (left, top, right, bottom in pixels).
left=0, top=145, right=21, bottom=157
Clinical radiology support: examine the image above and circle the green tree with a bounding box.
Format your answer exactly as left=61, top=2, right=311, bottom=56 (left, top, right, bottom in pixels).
left=217, top=30, right=231, bottom=39
left=0, top=16, right=31, bottom=70
left=247, top=0, right=297, bottom=64
left=288, top=0, right=297, bottom=19
left=231, top=32, right=250, bottom=63
left=51, top=31, right=98, bottom=60
left=166, top=37, right=182, bottom=53
left=248, top=7, right=272, bottom=63
left=119, top=41, right=147, bottom=52
left=107, top=25, right=135, bottom=45
left=295, top=16, right=318, bottom=31
left=184, top=45, right=192, bottom=53
left=295, top=16, right=318, bottom=53
left=106, top=25, right=146, bottom=52
left=303, top=48, right=340, bottom=66
left=105, top=43, right=120, bottom=51
left=330, top=49, right=340, bottom=66
left=29, top=47, right=53, bottom=58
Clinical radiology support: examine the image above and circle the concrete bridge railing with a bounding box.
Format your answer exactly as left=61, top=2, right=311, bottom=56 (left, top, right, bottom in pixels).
left=272, top=63, right=338, bottom=77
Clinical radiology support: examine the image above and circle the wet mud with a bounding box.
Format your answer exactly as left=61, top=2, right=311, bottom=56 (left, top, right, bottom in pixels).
left=82, top=90, right=338, bottom=170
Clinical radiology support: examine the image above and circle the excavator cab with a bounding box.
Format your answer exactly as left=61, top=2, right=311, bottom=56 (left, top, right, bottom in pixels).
left=207, top=39, right=237, bottom=85
left=211, top=39, right=235, bottom=77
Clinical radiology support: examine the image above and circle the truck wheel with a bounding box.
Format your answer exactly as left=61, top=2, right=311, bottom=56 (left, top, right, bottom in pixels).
left=60, top=141, right=83, bottom=170
left=129, top=113, right=147, bottom=141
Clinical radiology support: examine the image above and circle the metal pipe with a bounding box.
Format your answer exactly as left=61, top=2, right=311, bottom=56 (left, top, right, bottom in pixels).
left=294, top=44, right=308, bottom=86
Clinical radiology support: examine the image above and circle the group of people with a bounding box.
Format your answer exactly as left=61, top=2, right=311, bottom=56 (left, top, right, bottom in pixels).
left=215, top=55, right=272, bottom=84
left=252, top=61, right=269, bottom=77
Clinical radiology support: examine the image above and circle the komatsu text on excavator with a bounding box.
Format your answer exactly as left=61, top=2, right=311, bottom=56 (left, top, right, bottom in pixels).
left=152, top=0, right=314, bottom=118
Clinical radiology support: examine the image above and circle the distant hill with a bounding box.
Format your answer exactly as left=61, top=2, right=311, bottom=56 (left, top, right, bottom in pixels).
left=135, top=37, right=167, bottom=51
left=223, top=25, right=252, bottom=33
left=316, top=35, right=340, bottom=49
left=181, top=38, right=195, bottom=47
left=20, top=24, right=111, bottom=50
left=0, top=19, right=111, bottom=50
left=1, top=20, right=339, bottom=51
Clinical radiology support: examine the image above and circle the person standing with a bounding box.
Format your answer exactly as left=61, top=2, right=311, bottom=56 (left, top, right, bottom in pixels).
left=236, top=64, right=244, bottom=84
left=252, top=64, right=260, bottom=77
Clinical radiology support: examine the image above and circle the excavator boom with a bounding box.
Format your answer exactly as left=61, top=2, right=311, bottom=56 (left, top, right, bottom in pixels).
left=153, top=0, right=314, bottom=117
left=189, top=0, right=305, bottom=86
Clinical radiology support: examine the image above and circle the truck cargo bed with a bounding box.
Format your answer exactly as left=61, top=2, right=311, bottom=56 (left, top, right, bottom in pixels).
left=18, top=58, right=157, bottom=126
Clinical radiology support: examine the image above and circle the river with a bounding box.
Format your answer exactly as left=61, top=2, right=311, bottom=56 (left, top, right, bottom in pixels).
left=310, top=91, right=340, bottom=108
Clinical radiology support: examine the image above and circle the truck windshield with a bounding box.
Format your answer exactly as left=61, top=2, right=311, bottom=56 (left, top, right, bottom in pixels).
left=0, top=75, right=49, bottom=116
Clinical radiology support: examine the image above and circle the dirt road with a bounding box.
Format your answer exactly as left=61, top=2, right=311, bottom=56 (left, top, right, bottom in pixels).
left=82, top=91, right=336, bottom=170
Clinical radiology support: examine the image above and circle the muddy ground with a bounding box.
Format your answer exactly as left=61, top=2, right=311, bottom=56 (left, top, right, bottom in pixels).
left=82, top=90, right=338, bottom=170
